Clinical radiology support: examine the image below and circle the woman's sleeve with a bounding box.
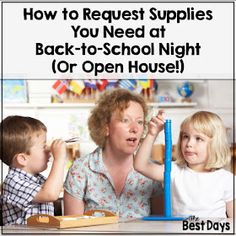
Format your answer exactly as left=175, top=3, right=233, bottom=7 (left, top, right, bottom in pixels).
left=64, top=157, right=87, bottom=200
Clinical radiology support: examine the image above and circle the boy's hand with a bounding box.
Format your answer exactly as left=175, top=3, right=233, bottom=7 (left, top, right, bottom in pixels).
left=50, top=139, right=66, bottom=161
left=148, top=110, right=165, bottom=137
left=35, top=139, right=66, bottom=202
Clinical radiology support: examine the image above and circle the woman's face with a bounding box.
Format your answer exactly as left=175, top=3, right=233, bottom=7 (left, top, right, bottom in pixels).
left=106, top=101, right=145, bottom=156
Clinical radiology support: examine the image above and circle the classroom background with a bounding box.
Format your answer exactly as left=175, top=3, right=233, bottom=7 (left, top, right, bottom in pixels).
left=1, top=79, right=235, bottom=180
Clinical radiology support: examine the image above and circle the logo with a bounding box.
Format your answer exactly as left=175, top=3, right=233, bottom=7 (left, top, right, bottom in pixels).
left=182, top=216, right=230, bottom=233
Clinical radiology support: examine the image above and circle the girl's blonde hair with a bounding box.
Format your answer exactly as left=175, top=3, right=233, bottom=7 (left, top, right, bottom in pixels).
left=175, top=111, right=231, bottom=170
left=88, top=88, right=148, bottom=148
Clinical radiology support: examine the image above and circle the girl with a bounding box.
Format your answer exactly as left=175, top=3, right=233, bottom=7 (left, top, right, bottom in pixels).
left=134, top=110, right=234, bottom=218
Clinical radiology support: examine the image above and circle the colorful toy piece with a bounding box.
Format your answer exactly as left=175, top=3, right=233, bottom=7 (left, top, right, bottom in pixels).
left=143, top=119, right=189, bottom=221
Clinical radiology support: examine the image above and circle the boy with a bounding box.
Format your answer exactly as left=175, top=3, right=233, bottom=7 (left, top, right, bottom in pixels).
left=0, top=115, right=66, bottom=225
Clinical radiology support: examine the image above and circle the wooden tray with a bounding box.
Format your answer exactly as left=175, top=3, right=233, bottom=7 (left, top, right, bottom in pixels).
left=27, top=210, right=119, bottom=229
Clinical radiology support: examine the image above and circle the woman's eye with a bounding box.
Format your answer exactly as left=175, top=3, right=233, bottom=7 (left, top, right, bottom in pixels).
left=137, top=120, right=144, bottom=125
left=121, top=118, right=129, bottom=123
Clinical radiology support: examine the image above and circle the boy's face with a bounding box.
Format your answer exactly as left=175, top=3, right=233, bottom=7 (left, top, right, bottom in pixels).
left=25, top=131, right=50, bottom=175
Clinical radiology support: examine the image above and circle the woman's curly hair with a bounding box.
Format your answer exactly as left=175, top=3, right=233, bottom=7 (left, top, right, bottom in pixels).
left=88, top=88, right=148, bottom=148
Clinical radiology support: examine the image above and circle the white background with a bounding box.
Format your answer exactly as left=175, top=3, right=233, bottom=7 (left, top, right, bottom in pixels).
left=2, top=2, right=234, bottom=79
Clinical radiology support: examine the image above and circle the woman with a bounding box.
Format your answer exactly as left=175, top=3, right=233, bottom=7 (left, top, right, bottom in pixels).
left=64, top=88, right=163, bottom=218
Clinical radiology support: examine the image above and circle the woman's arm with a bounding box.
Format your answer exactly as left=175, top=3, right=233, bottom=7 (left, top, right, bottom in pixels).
left=63, top=191, right=85, bottom=215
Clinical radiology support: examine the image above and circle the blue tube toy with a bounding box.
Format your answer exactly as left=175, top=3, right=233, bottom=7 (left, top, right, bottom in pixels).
left=143, top=119, right=188, bottom=221
left=164, top=119, right=172, bottom=217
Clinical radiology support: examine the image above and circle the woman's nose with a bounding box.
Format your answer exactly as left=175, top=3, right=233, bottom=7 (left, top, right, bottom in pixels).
left=129, top=122, right=138, bottom=133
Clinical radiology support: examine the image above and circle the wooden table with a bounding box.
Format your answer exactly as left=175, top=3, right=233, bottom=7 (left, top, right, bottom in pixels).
left=2, top=218, right=234, bottom=235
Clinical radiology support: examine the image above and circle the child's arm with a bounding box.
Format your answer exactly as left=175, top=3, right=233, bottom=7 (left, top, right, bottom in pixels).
left=134, top=110, right=165, bottom=182
left=33, top=139, right=66, bottom=202
left=226, top=200, right=234, bottom=218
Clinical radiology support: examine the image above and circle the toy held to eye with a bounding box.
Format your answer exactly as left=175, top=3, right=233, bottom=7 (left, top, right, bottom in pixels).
left=143, top=120, right=189, bottom=221
left=64, top=137, right=80, bottom=144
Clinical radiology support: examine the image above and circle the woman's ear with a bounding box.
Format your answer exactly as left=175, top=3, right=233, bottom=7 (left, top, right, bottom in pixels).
left=105, top=124, right=109, bottom=136
left=13, top=153, right=28, bottom=167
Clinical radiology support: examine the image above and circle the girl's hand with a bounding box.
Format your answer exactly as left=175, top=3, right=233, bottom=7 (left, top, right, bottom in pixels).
left=148, top=110, right=166, bottom=137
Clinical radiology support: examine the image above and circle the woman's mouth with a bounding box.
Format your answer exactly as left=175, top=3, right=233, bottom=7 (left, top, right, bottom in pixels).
left=126, top=137, right=138, bottom=146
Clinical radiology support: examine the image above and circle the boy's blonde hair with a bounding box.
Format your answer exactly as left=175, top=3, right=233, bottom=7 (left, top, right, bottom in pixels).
left=88, top=88, right=148, bottom=148
left=0, top=116, right=47, bottom=166
left=175, top=111, right=231, bottom=170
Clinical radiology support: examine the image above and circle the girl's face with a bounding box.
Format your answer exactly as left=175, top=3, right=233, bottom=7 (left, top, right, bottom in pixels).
left=25, top=131, right=51, bottom=175
left=181, top=124, right=211, bottom=172
left=106, top=101, right=145, bottom=157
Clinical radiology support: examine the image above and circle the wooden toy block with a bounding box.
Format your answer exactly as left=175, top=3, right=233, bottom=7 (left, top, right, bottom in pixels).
left=27, top=209, right=119, bottom=229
